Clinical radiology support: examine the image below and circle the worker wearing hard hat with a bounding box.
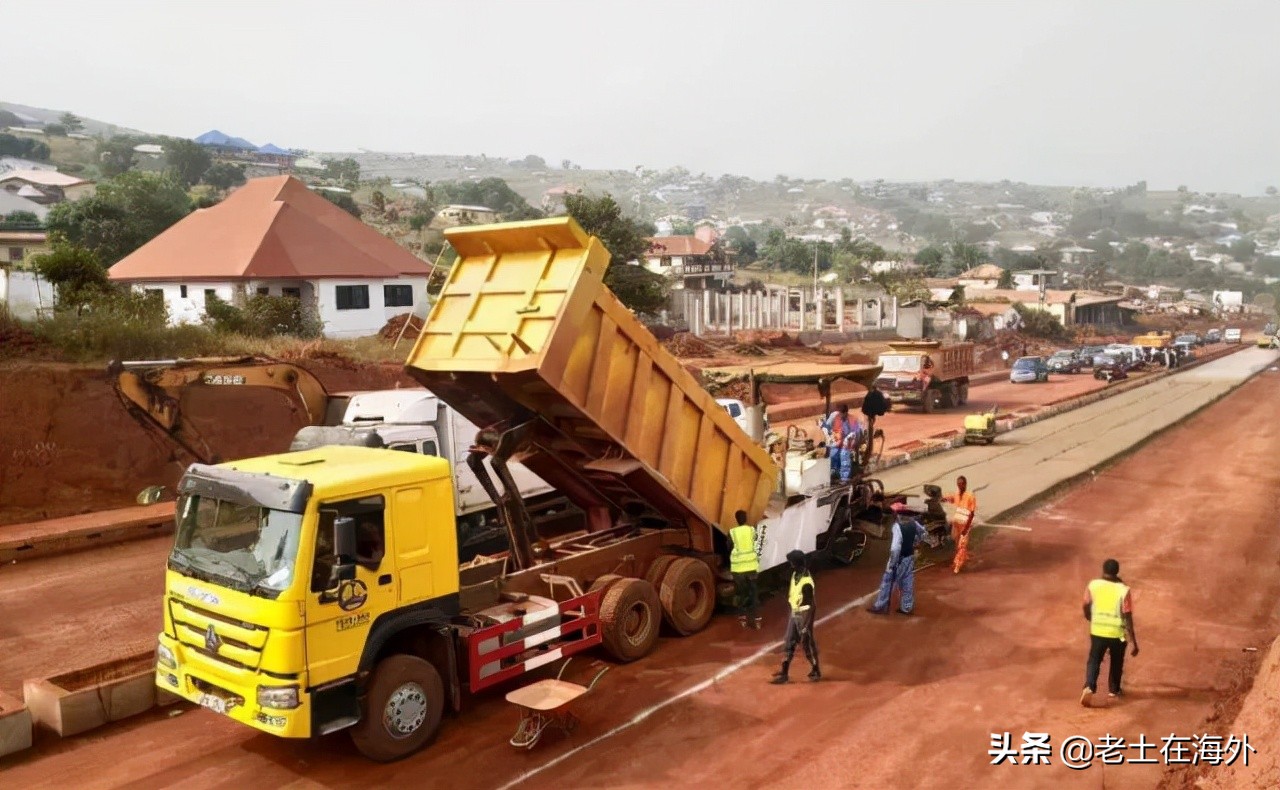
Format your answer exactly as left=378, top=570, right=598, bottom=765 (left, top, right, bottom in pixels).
left=771, top=550, right=820, bottom=683
left=868, top=501, right=929, bottom=615
left=943, top=476, right=977, bottom=573
left=729, top=509, right=761, bottom=630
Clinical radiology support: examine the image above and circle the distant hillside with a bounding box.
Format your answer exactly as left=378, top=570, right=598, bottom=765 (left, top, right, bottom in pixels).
left=0, top=100, right=145, bottom=138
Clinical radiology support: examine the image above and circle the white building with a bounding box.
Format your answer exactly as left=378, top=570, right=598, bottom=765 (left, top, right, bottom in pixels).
left=641, top=230, right=733, bottom=289
left=109, top=175, right=432, bottom=338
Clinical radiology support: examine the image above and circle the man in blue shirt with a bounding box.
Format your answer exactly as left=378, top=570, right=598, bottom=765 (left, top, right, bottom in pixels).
left=868, top=501, right=929, bottom=615
left=822, top=403, right=864, bottom=483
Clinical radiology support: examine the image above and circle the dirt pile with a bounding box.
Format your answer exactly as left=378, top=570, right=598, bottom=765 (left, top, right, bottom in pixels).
left=662, top=333, right=714, bottom=357
left=379, top=312, right=422, bottom=341
left=0, top=319, right=46, bottom=359
left=0, top=359, right=415, bottom=526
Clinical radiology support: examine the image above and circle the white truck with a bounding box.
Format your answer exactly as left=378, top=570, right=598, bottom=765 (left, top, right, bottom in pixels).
left=290, top=389, right=569, bottom=556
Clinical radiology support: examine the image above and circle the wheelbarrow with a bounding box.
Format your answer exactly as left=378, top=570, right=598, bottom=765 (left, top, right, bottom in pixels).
left=505, top=658, right=609, bottom=749
left=962, top=406, right=998, bottom=445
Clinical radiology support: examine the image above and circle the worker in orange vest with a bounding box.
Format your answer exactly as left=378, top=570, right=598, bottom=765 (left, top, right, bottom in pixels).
left=942, top=476, right=977, bottom=573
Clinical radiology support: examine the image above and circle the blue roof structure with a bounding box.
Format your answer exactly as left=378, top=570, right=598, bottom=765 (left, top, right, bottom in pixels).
left=193, top=129, right=257, bottom=150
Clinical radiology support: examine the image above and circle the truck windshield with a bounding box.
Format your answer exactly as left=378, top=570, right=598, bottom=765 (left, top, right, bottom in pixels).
left=171, top=494, right=305, bottom=597
left=878, top=354, right=921, bottom=373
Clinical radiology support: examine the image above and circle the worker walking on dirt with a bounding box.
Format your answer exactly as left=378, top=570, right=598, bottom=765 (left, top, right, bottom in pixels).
left=729, top=509, right=762, bottom=629
left=867, top=502, right=928, bottom=615
left=772, top=550, right=820, bottom=683
left=1081, top=558, right=1138, bottom=707
left=942, top=476, right=977, bottom=573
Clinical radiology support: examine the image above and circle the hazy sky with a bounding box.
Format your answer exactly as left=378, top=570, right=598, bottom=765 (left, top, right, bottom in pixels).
left=13, top=0, right=1279, bottom=194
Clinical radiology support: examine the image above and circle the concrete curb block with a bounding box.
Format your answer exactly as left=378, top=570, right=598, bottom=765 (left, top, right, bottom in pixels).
left=0, top=690, right=32, bottom=758
left=23, top=652, right=159, bottom=738
left=1, top=503, right=175, bottom=565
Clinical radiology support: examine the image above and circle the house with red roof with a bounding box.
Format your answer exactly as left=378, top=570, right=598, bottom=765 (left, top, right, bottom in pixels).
left=641, top=228, right=734, bottom=289
left=109, top=175, right=432, bottom=337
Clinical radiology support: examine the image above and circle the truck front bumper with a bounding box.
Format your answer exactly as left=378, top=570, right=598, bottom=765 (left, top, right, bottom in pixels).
left=156, top=633, right=311, bottom=738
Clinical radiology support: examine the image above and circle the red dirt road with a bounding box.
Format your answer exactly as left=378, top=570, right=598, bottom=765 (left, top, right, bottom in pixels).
left=3, top=366, right=1277, bottom=788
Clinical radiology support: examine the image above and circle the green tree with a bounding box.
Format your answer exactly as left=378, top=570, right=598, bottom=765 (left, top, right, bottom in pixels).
left=997, top=268, right=1013, bottom=289
left=31, top=242, right=108, bottom=311
left=1229, top=238, right=1257, bottom=261
left=201, top=162, right=246, bottom=191
left=0, top=110, right=21, bottom=127
left=0, top=133, right=50, bottom=160
left=320, top=190, right=361, bottom=218
left=43, top=123, right=68, bottom=137
left=165, top=138, right=212, bottom=187
left=431, top=178, right=541, bottom=220
left=322, top=157, right=361, bottom=185
left=96, top=137, right=137, bottom=177
left=59, top=112, right=85, bottom=134
left=563, top=191, right=668, bottom=314
left=947, top=241, right=988, bottom=275
left=913, top=245, right=945, bottom=276
left=1, top=210, right=41, bottom=229
left=371, top=190, right=387, bottom=213
left=47, top=171, right=192, bottom=265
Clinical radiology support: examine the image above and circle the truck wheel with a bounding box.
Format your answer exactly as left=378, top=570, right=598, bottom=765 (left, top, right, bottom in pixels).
left=643, top=555, right=678, bottom=590
left=921, top=390, right=935, bottom=414
left=958, top=384, right=969, bottom=405
left=589, top=574, right=624, bottom=596
left=939, top=384, right=956, bottom=409
left=349, top=655, right=445, bottom=762
left=658, top=558, right=715, bottom=636
left=599, top=578, right=661, bottom=662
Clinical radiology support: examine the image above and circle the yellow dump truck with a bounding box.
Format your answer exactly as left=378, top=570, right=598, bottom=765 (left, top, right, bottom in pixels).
left=1132, top=331, right=1172, bottom=349
left=155, top=218, right=878, bottom=761
left=875, top=340, right=974, bottom=413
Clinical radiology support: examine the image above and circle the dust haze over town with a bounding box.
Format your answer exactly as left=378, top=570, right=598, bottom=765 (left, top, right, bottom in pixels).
left=12, top=0, right=1280, bottom=193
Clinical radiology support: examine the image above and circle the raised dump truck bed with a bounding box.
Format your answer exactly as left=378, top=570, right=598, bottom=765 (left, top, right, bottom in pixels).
left=404, top=218, right=775, bottom=551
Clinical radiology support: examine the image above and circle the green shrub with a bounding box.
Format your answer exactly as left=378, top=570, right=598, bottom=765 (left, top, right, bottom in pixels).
left=1012, top=303, right=1070, bottom=342
left=203, top=293, right=321, bottom=338
left=33, top=291, right=230, bottom=360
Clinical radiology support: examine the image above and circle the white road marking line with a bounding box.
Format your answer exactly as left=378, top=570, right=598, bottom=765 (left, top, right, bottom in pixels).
left=497, top=568, right=918, bottom=789
left=975, top=522, right=1033, bottom=532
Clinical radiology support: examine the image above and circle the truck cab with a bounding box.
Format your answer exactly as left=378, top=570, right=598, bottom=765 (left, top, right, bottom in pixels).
left=156, top=446, right=460, bottom=753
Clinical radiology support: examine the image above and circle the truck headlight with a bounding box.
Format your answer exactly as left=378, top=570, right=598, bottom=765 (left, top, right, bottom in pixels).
left=156, top=642, right=177, bottom=670
left=257, top=685, right=300, bottom=710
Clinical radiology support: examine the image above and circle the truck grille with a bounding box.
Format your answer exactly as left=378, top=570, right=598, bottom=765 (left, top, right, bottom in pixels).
left=170, top=597, right=269, bottom=670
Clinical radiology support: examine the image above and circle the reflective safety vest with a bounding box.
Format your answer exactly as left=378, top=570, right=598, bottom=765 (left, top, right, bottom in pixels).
left=950, top=491, right=977, bottom=527
left=788, top=572, right=815, bottom=612
left=728, top=524, right=760, bottom=574
left=1088, top=579, right=1129, bottom=639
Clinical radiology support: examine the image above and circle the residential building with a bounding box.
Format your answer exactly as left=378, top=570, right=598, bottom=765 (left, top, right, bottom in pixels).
left=255, top=143, right=295, bottom=168
left=0, top=230, right=50, bottom=268
left=430, top=205, right=498, bottom=229
left=965, top=301, right=1021, bottom=331
left=957, top=263, right=1005, bottom=290
left=969, top=288, right=1127, bottom=326
left=0, top=156, right=56, bottom=174
left=108, top=175, right=432, bottom=338
left=0, top=190, right=50, bottom=222
left=0, top=170, right=95, bottom=203
left=1211, top=290, right=1244, bottom=313
left=1011, top=269, right=1059, bottom=291
left=641, top=233, right=733, bottom=290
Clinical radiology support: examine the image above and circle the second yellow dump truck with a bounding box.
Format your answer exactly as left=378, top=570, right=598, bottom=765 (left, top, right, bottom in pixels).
left=155, top=218, right=881, bottom=761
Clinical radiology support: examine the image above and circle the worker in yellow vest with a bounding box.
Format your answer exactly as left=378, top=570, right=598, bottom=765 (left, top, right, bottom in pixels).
left=771, top=550, right=820, bottom=684
left=729, top=509, right=761, bottom=629
left=1081, top=558, right=1139, bottom=707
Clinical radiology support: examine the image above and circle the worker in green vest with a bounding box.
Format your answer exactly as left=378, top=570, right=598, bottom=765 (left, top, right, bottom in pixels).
left=771, top=550, right=819, bottom=684
left=1081, top=558, right=1139, bottom=707
left=729, top=509, right=761, bottom=629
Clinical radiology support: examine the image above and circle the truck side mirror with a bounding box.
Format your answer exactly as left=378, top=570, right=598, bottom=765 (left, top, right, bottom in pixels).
left=330, top=516, right=358, bottom=585
left=136, top=485, right=166, bottom=505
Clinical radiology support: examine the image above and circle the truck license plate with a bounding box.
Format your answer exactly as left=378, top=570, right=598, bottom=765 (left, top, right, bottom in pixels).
left=198, top=693, right=229, bottom=714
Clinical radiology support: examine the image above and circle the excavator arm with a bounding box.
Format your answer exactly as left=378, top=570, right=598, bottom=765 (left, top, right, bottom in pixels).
left=108, top=356, right=332, bottom=464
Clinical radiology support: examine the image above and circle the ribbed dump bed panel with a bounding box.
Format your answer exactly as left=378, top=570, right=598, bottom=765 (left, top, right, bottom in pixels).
left=403, top=218, right=776, bottom=538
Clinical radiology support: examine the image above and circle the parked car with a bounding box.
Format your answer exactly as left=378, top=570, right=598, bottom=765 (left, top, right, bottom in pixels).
left=1047, top=350, right=1082, bottom=374
left=1174, top=341, right=1196, bottom=360
left=1175, top=333, right=1202, bottom=347
left=1205, top=328, right=1222, bottom=343
left=1078, top=345, right=1105, bottom=367
left=1010, top=356, right=1050, bottom=383
left=1224, top=328, right=1242, bottom=343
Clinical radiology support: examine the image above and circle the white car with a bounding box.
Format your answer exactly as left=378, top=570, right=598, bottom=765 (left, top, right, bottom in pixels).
left=1224, top=328, right=1242, bottom=344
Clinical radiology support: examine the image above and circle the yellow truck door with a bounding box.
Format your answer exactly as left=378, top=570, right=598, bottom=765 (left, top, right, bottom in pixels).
left=304, top=494, right=397, bottom=686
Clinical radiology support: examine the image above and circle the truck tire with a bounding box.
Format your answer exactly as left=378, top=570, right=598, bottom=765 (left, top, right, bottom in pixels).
left=958, top=383, right=969, bottom=405
left=589, top=574, right=624, bottom=595
left=599, top=578, right=661, bottom=662
left=658, top=558, right=715, bottom=636
left=921, top=390, right=935, bottom=414
left=349, top=654, right=445, bottom=762
left=644, top=555, right=678, bottom=590
left=939, top=383, right=956, bottom=409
